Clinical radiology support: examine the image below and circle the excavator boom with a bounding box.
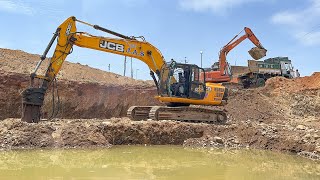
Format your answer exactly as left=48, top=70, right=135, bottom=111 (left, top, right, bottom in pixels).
left=30, top=17, right=164, bottom=84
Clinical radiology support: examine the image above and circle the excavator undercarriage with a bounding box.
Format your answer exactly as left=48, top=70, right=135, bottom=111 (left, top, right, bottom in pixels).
left=127, top=106, right=227, bottom=124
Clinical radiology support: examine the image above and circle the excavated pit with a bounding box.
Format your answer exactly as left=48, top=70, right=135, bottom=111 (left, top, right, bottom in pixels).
left=0, top=48, right=320, bottom=160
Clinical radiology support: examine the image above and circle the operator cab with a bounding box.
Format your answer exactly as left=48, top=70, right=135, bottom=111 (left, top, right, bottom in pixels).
left=211, top=62, right=232, bottom=75
left=159, top=60, right=206, bottom=100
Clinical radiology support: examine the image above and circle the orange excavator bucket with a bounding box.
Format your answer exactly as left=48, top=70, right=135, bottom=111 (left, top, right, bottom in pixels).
left=248, top=47, right=267, bottom=60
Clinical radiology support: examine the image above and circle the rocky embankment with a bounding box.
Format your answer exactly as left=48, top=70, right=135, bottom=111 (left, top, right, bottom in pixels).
left=0, top=118, right=319, bottom=161
left=0, top=71, right=159, bottom=120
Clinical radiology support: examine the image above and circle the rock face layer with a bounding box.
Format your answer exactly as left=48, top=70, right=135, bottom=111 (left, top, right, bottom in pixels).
left=0, top=48, right=159, bottom=120
left=0, top=71, right=159, bottom=120
left=0, top=118, right=318, bottom=162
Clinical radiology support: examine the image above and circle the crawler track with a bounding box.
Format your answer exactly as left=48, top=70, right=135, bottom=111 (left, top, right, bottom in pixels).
left=127, top=106, right=227, bottom=124
left=127, top=106, right=152, bottom=121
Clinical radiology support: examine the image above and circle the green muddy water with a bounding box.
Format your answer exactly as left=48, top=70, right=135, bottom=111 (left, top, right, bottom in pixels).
left=0, top=146, right=319, bottom=180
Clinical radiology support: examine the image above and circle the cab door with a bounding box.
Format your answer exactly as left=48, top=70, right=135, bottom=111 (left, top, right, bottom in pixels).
left=189, top=66, right=206, bottom=99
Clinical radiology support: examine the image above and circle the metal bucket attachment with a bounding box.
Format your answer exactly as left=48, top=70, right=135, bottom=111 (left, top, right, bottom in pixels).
left=248, top=47, right=267, bottom=60
left=22, top=104, right=41, bottom=123
left=21, top=87, right=45, bottom=123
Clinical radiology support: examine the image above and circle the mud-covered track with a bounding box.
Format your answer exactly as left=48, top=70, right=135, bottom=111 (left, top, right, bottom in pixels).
left=127, top=106, right=227, bottom=124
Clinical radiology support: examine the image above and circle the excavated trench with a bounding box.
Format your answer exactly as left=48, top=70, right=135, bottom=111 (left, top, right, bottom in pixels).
left=0, top=71, right=319, bottom=160
left=0, top=49, right=320, bottom=160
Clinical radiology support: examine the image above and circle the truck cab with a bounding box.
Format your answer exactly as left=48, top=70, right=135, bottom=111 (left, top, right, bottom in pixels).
left=280, top=60, right=297, bottom=78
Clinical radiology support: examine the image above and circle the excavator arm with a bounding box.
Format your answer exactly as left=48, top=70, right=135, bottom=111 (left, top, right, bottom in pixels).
left=22, top=16, right=166, bottom=123
left=222, top=27, right=265, bottom=55
left=205, top=27, right=267, bottom=83
left=219, top=27, right=266, bottom=75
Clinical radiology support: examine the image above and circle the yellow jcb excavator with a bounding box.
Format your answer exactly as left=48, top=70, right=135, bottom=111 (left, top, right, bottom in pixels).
left=22, top=16, right=228, bottom=123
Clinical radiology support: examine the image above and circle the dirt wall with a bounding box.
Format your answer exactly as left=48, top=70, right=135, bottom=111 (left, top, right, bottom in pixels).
left=0, top=118, right=318, bottom=161
left=0, top=71, right=159, bottom=120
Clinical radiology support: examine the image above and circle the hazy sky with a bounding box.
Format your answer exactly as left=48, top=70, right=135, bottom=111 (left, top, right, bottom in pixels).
left=0, top=0, right=319, bottom=79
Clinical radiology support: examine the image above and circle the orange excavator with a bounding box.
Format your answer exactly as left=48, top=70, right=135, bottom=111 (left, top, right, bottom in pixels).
left=204, top=27, right=267, bottom=83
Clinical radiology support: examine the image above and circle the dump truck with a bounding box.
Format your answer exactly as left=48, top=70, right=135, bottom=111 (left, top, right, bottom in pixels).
left=237, top=57, right=298, bottom=88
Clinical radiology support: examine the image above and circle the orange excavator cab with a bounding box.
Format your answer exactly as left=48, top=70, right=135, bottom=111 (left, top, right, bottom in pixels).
left=203, top=27, right=267, bottom=83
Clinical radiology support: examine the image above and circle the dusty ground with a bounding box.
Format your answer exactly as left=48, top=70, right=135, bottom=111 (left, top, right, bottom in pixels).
left=0, top=48, right=319, bottom=160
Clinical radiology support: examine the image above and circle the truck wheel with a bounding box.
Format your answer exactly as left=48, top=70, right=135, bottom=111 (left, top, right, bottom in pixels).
left=256, top=78, right=265, bottom=87
left=243, top=82, right=250, bottom=88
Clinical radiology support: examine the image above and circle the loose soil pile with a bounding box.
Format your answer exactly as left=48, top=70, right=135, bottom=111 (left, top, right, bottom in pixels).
left=0, top=48, right=153, bottom=86
left=265, top=72, right=320, bottom=94
left=263, top=73, right=320, bottom=120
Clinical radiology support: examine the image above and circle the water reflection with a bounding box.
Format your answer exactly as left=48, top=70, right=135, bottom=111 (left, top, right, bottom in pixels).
left=0, top=146, right=319, bottom=180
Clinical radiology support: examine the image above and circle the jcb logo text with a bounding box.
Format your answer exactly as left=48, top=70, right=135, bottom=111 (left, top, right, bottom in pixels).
left=99, top=40, right=124, bottom=52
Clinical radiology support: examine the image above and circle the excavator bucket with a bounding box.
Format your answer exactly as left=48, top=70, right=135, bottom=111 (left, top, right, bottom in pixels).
left=21, top=87, right=45, bottom=123
left=22, top=104, right=41, bottom=123
left=248, top=47, right=267, bottom=60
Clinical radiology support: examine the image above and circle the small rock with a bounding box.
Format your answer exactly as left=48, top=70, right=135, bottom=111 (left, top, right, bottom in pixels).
left=213, top=136, right=223, bottom=144
left=308, top=129, right=315, bottom=133
left=288, top=126, right=294, bottom=131
left=210, top=141, right=214, bottom=145
left=314, top=134, right=320, bottom=140
left=304, top=134, right=311, bottom=139
left=316, top=146, right=320, bottom=153
left=296, top=125, right=305, bottom=130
